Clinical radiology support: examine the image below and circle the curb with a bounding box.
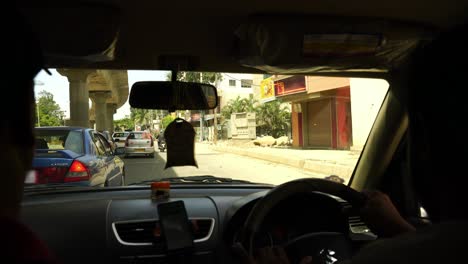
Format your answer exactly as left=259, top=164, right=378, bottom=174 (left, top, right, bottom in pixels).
left=209, top=145, right=352, bottom=178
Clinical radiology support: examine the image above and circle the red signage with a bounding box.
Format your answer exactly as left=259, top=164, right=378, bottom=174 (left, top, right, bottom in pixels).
left=274, top=76, right=306, bottom=96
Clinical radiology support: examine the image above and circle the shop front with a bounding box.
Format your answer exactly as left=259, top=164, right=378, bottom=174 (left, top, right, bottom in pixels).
left=276, top=76, right=352, bottom=149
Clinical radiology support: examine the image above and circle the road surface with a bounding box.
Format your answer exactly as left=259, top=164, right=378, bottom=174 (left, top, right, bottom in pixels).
left=123, top=143, right=326, bottom=185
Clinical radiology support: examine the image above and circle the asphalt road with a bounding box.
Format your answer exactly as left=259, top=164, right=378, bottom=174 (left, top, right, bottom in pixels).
left=123, top=143, right=325, bottom=186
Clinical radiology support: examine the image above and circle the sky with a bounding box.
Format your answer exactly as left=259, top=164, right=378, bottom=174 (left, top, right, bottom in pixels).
left=34, top=69, right=169, bottom=120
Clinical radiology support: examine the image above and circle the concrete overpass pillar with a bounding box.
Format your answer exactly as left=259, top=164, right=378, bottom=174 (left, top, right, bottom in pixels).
left=106, top=103, right=116, bottom=133
left=90, top=91, right=111, bottom=132
left=57, top=69, right=93, bottom=128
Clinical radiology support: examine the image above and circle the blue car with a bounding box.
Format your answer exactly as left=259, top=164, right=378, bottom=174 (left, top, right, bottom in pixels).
left=32, top=127, right=125, bottom=187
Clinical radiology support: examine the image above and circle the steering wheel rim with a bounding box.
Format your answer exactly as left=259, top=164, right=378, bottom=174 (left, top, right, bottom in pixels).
left=239, top=178, right=367, bottom=255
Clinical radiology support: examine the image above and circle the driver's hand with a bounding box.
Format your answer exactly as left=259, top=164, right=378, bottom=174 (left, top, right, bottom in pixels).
left=360, top=190, right=415, bottom=237
left=232, top=243, right=312, bottom=264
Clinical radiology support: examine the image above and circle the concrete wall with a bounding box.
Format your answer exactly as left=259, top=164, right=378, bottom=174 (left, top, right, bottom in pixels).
left=350, top=78, right=389, bottom=150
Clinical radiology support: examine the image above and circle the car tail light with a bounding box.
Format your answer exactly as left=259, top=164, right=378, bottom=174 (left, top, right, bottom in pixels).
left=34, top=167, right=69, bottom=184
left=64, top=160, right=90, bottom=182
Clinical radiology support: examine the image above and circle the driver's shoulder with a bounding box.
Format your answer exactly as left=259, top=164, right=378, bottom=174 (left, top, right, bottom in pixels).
left=349, top=221, right=468, bottom=264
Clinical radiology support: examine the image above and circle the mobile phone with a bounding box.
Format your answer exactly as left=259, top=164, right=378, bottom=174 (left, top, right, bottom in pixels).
left=157, top=201, right=194, bottom=252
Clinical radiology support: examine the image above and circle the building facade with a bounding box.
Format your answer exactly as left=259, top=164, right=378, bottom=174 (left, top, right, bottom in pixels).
left=257, top=75, right=388, bottom=150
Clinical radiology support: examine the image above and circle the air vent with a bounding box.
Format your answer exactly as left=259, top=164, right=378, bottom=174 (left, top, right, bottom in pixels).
left=114, top=220, right=157, bottom=244
left=348, top=215, right=377, bottom=241
left=113, top=218, right=215, bottom=246
left=193, top=218, right=214, bottom=241
left=348, top=216, right=369, bottom=233
left=334, top=197, right=377, bottom=241
left=338, top=200, right=352, bottom=211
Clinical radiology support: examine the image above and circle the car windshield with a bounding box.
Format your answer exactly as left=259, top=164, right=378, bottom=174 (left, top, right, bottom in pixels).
left=32, top=69, right=388, bottom=187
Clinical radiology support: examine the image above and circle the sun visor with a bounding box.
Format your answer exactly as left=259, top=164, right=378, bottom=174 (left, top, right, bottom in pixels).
left=20, top=4, right=121, bottom=66
left=234, top=17, right=434, bottom=73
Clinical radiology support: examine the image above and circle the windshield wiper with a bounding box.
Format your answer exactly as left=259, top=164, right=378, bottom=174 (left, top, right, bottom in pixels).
left=129, top=175, right=257, bottom=185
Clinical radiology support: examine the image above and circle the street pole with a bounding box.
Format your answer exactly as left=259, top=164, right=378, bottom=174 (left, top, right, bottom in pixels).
left=200, top=72, right=204, bottom=142
left=213, top=74, right=218, bottom=144
left=36, top=101, right=40, bottom=127
left=34, top=80, right=44, bottom=128
left=199, top=110, right=204, bottom=142
left=213, top=109, right=217, bottom=144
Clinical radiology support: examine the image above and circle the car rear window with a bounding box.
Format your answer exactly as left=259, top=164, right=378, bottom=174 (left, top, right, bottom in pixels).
left=113, top=132, right=128, bottom=138
left=128, top=132, right=151, bottom=140
left=35, top=129, right=84, bottom=154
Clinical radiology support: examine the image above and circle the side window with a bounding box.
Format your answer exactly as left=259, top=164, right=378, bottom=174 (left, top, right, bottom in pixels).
left=96, top=134, right=113, bottom=155
left=92, top=133, right=107, bottom=156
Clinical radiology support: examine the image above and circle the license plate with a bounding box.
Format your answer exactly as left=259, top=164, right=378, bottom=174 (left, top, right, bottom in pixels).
left=135, top=148, right=145, bottom=152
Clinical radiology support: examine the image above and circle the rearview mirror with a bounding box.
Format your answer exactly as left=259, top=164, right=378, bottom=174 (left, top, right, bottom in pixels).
left=129, top=81, right=218, bottom=110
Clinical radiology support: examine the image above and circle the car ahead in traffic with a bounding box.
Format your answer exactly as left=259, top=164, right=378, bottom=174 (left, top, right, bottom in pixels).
left=124, top=131, right=155, bottom=158
left=32, top=127, right=125, bottom=187
left=112, top=131, right=130, bottom=149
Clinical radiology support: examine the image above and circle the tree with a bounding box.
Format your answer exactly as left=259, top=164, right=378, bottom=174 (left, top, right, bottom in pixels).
left=220, top=95, right=291, bottom=138
left=130, top=108, right=155, bottom=129
left=114, top=117, right=134, bottom=131
left=256, top=100, right=291, bottom=138
left=221, top=95, right=259, bottom=119
left=36, top=91, right=64, bottom=127
left=161, top=114, right=176, bottom=129
left=166, top=71, right=222, bottom=84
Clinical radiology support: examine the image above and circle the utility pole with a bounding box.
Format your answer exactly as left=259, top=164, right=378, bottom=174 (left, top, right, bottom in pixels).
left=36, top=101, right=41, bottom=127
left=213, top=74, right=218, bottom=144
left=34, top=80, right=44, bottom=128
left=200, top=72, right=204, bottom=142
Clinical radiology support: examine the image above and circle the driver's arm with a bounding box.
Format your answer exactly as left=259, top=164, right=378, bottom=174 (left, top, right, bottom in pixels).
left=360, top=191, right=416, bottom=237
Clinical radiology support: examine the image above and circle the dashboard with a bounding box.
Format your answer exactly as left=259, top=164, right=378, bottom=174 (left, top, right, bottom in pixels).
left=21, top=185, right=376, bottom=264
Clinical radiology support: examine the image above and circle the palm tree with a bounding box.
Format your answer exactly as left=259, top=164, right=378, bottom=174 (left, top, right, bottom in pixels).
left=131, top=108, right=154, bottom=129
left=257, top=100, right=291, bottom=138
left=241, top=95, right=259, bottom=112
left=221, top=95, right=259, bottom=119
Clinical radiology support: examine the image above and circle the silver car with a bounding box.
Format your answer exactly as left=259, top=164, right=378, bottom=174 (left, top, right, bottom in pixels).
left=112, top=131, right=130, bottom=148
left=124, top=131, right=155, bottom=158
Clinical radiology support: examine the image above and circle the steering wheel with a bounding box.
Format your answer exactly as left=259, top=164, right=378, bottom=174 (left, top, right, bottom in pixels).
left=238, top=178, right=367, bottom=263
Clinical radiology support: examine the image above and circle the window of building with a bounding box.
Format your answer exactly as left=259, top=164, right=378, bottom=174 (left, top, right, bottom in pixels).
left=241, top=79, right=253, bottom=88
left=229, top=79, right=236, bottom=86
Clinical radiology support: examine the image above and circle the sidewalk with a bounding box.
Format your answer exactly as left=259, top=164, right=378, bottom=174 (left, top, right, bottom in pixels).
left=206, top=140, right=360, bottom=182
